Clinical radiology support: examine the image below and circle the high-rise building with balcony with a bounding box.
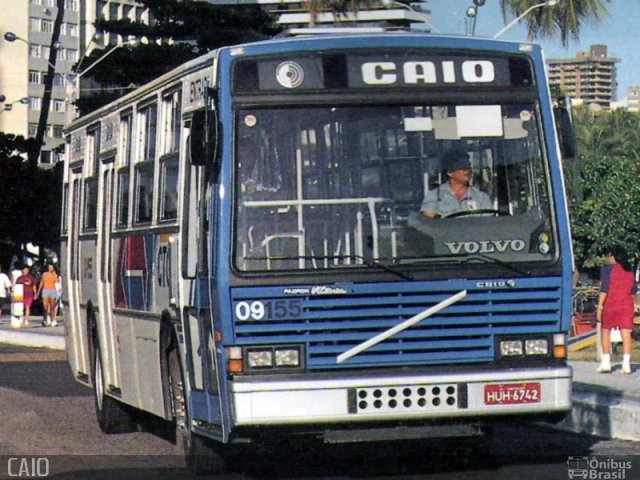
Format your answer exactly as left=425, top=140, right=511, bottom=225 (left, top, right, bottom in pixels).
left=262, top=1, right=431, bottom=30
left=0, top=0, right=81, bottom=165
left=546, top=44, right=619, bottom=110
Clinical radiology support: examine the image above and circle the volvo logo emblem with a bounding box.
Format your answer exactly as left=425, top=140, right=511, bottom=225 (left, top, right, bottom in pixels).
left=276, top=61, right=304, bottom=88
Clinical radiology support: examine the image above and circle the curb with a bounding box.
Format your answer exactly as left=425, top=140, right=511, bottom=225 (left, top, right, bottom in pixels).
left=0, top=328, right=65, bottom=351
left=554, top=383, right=640, bottom=442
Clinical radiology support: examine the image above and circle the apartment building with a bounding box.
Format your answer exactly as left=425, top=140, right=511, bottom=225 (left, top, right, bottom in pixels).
left=546, top=44, right=619, bottom=110
left=0, top=0, right=146, bottom=165
left=262, top=1, right=431, bottom=30
left=0, top=0, right=80, bottom=164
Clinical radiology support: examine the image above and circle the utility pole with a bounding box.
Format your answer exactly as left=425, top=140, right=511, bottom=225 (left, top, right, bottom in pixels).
left=29, top=0, right=65, bottom=167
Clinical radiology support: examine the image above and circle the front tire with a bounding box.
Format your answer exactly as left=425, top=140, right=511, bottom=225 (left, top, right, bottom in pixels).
left=168, top=344, right=226, bottom=475
left=93, top=339, right=136, bottom=434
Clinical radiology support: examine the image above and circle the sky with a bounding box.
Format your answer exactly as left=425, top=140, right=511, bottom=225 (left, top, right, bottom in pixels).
left=427, top=0, right=637, bottom=99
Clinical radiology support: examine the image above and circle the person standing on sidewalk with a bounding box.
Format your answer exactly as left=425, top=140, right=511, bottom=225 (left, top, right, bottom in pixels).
left=596, top=246, right=636, bottom=374
left=14, top=266, right=37, bottom=326
left=0, top=266, right=12, bottom=318
left=36, top=263, right=59, bottom=327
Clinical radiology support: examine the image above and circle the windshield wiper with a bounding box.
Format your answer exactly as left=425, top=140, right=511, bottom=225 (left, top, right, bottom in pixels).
left=398, top=253, right=530, bottom=276
left=249, top=255, right=414, bottom=281
left=347, top=255, right=415, bottom=281
left=460, top=252, right=530, bottom=276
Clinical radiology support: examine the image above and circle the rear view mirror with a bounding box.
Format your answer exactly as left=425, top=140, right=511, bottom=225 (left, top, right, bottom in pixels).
left=553, top=97, right=577, bottom=160
left=189, top=109, right=210, bottom=166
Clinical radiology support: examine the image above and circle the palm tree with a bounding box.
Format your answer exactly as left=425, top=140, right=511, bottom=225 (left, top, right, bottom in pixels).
left=499, top=0, right=609, bottom=47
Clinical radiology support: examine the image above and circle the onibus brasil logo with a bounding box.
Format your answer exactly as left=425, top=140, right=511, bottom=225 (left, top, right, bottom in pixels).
left=567, top=456, right=632, bottom=479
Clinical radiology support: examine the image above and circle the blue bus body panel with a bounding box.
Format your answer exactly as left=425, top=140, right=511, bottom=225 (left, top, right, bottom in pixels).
left=201, top=32, right=574, bottom=440
left=228, top=276, right=565, bottom=369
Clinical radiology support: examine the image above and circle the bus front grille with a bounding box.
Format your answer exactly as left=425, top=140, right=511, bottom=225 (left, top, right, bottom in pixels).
left=231, top=277, right=563, bottom=369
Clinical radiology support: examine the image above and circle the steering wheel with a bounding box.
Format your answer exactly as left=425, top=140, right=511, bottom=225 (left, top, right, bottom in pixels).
left=443, top=209, right=508, bottom=219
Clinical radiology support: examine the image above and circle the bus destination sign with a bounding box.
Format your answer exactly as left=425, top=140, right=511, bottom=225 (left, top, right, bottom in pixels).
left=234, top=51, right=525, bottom=93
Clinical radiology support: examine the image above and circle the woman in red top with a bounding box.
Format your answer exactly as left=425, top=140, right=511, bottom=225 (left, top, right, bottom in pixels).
left=15, top=266, right=37, bottom=326
left=597, top=246, right=636, bottom=374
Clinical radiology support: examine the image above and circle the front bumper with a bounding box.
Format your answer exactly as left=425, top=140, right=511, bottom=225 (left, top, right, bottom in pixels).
left=231, top=367, right=572, bottom=426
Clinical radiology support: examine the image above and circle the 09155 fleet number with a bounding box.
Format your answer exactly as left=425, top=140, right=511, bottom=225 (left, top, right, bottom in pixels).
left=234, top=299, right=303, bottom=321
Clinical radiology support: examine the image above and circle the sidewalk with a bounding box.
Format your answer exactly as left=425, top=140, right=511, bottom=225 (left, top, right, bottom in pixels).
left=0, top=315, right=65, bottom=350
left=557, top=360, right=640, bottom=442
left=0, top=315, right=638, bottom=442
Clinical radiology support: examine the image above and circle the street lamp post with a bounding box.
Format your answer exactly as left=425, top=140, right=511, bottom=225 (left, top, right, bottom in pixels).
left=0, top=97, right=30, bottom=114
left=493, top=0, right=559, bottom=39
left=4, top=32, right=61, bottom=70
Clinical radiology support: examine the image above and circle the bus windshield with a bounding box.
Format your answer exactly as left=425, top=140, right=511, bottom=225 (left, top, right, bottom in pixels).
left=234, top=102, right=555, bottom=273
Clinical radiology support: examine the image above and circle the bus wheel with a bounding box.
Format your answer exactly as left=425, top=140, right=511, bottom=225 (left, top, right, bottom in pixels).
left=168, top=345, right=226, bottom=475
left=93, top=340, right=136, bottom=434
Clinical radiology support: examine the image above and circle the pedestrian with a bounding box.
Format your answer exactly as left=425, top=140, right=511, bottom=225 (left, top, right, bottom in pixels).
left=36, top=263, right=59, bottom=327
left=0, top=265, right=12, bottom=318
left=596, top=246, right=636, bottom=374
left=14, top=265, right=37, bottom=326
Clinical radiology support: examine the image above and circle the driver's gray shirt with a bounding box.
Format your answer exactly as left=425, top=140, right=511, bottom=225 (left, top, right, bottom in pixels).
left=421, top=182, right=492, bottom=217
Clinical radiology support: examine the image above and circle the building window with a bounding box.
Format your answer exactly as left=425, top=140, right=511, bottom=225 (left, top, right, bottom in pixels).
left=29, top=97, right=41, bottom=111
left=109, top=3, right=119, bottom=20
left=65, top=0, right=78, bottom=11
left=29, top=71, right=41, bottom=83
left=53, top=73, right=66, bottom=87
left=29, top=123, right=38, bottom=136
left=53, top=125, right=64, bottom=138
left=40, top=151, right=52, bottom=164
left=30, top=18, right=41, bottom=31
left=67, top=49, right=78, bottom=62
left=41, top=19, right=53, bottom=33
left=53, top=99, right=66, bottom=113
left=29, top=44, right=41, bottom=58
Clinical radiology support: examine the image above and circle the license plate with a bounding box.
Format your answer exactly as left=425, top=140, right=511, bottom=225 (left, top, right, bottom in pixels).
left=484, top=382, right=541, bottom=405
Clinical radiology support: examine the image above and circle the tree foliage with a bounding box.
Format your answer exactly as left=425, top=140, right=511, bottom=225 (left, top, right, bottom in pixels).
left=569, top=107, right=640, bottom=271
left=0, top=133, right=62, bottom=266
left=77, top=0, right=280, bottom=114
left=500, top=0, right=609, bottom=46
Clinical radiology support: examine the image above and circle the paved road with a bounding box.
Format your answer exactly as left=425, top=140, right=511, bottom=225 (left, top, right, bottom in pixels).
left=0, top=344, right=638, bottom=480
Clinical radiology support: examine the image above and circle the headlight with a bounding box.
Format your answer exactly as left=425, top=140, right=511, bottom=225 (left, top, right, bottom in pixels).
left=275, top=348, right=300, bottom=367
left=525, top=339, right=549, bottom=355
left=228, top=345, right=305, bottom=373
left=500, top=340, right=523, bottom=357
left=247, top=350, right=273, bottom=368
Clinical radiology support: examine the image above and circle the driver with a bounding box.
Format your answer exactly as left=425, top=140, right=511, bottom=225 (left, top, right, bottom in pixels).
left=421, top=148, right=492, bottom=218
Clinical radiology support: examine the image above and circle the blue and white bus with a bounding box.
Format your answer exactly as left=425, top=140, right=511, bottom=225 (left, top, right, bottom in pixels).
left=62, top=31, right=575, bottom=474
